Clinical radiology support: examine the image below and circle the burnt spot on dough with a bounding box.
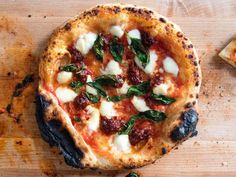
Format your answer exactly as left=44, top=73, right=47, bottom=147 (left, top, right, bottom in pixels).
left=36, top=94, right=84, bottom=168
left=176, top=32, right=183, bottom=38
left=193, top=61, right=198, bottom=66
left=188, top=44, right=193, bottom=48
left=113, top=6, right=121, bottom=13
left=185, top=102, right=193, bottom=109
left=159, top=17, right=166, bottom=23
left=171, top=109, right=198, bottom=142
left=188, top=54, right=193, bottom=59
left=195, top=81, right=200, bottom=87
left=64, top=23, right=71, bottom=31
left=82, top=9, right=99, bottom=18
left=162, top=147, right=167, bottom=155
left=124, top=7, right=153, bottom=18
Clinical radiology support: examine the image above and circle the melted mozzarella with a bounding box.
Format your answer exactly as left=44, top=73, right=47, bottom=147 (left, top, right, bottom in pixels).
left=110, top=25, right=124, bottom=38
left=131, top=96, right=150, bottom=112
left=55, top=87, right=77, bottom=103
left=153, top=83, right=169, bottom=95
left=99, top=100, right=117, bottom=119
left=57, top=71, right=73, bottom=84
left=86, top=105, right=100, bottom=131
left=118, top=82, right=130, bottom=94
left=75, top=32, right=97, bottom=55
left=134, top=50, right=158, bottom=75
left=113, top=134, right=131, bottom=152
left=127, top=29, right=141, bottom=44
left=163, top=57, right=179, bottom=77
left=102, top=60, right=122, bottom=75
left=86, top=75, right=97, bottom=95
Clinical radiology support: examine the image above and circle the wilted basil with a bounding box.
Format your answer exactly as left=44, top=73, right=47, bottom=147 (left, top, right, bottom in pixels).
left=87, top=81, right=107, bottom=97
left=85, top=92, right=99, bottom=103
left=119, top=110, right=166, bottom=135
left=109, top=37, right=124, bottom=62
left=59, top=64, right=77, bottom=72
left=93, top=35, right=104, bottom=61
left=151, top=93, right=176, bottom=105
left=130, top=38, right=149, bottom=67
left=107, top=94, right=127, bottom=102
left=126, top=81, right=150, bottom=96
left=95, top=74, right=120, bottom=86
left=70, top=81, right=84, bottom=92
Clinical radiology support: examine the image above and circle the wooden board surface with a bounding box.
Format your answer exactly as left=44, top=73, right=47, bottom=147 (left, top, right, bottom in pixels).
left=0, top=0, right=236, bottom=176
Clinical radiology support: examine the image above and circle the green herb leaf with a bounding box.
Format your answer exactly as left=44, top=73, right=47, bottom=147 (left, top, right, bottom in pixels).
left=130, top=38, right=149, bottom=67
left=125, top=172, right=140, bottom=177
left=151, top=93, right=176, bottom=105
left=107, top=94, right=127, bottom=102
left=87, top=82, right=107, bottom=97
left=109, top=37, right=124, bottom=62
left=93, top=35, right=104, bottom=61
left=59, top=64, right=77, bottom=72
left=85, top=92, right=99, bottom=103
left=70, top=81, right=84, bottom=92
left=119, top=110, right=166, bottom=135
left=126, top=81, right=150, bottom=96
left=74, top=116, right=81, bottom=122
left=95, top=74, right=119, bottom=86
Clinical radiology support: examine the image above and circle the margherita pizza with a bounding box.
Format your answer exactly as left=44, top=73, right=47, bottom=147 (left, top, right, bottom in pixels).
left=36, top=4, right=201, bottom=169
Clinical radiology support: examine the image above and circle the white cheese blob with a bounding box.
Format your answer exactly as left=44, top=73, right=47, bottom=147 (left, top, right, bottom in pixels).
left=99, top=100, right=117, bottom=119
left=102, top=60, right=122, bottom=75
left=113, top=134, right=131, bottom=152
left=75, top=32, right=97, bottom=55
left=134, top=50, right=158, bottom=75
left=127, top=29, right=141, bottom=44
left=57, top=71, right=73, bottom=84
left=118, top=82, right=130, bottom=94
left=86, top=105, right=100, bottom=131
left=131, top=96, right=150, bottom=112
left=55, top=87, right=77, bottom=103
left=153, top=83, right=169, bottom=95
left=86, top=75, right=97, bottom=95
left=110, top=25, right=124, bottom=38
left=163, top=57, right=179, bottom=77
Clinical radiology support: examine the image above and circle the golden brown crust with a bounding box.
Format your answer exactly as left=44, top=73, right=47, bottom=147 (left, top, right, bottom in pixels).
left=38, top=4, right=201, bottom=169
left=219, top=39, right=236, bottom=68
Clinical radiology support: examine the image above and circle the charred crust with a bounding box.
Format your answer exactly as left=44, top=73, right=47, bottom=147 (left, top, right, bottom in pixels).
left=36, top=94, right=84, bottom=168
left=64, top=23, right=71, bottom=31
left=185, top=102, right=193, bottom=109
left=82, top=9, right=99, bottom=18
left=176, top=32, right=183, bottom=38
left=171, top=109, right=198, bottom=142
left=159, top=17, right=166, bottom=23
left=161, top=147, right=167, bottom=155
left=124, top=7, right=153, bottom=18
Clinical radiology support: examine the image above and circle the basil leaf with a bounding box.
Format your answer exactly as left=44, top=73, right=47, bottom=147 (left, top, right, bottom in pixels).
left=95, top=74, right=119, bottom=86
left=60, top=64, right=77, bottom=72
left=107, top=94, right=127, bottom=102
left=126, top=81, right=150, bottom=96
left=93, top=35, right=104, bottom=61
left=125, top=172, right=140, bottom=177
left=87, top=82, right=107, bottom=97
left=130, top=38, right=149, bottom=67
left=119, top=110, right=166, bottom=135
left=119, top=114, right=141, bottom=135
left=70, top=81, right=84, bottom=92
left=85, top=92, right=99, bottom=103
left=109, top=37, right=124, bottom=62
left=151, top=93, right=176, bottom=105
left=139, top=110, right=166, bottom=122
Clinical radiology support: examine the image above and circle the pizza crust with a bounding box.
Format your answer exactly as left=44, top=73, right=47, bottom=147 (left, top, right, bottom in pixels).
left=37, top=4, right=201, bottom=169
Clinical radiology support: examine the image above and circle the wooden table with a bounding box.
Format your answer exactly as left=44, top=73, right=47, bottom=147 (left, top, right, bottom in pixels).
left=0, top=1, right=235, bottom=176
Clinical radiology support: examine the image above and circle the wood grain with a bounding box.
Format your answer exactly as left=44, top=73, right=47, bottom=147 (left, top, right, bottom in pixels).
left=0, top=0, right=235, bottom=176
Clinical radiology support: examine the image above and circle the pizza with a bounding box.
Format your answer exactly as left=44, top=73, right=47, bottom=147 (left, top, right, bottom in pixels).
left=36, top=4, right=201, bottom=169
left=219, top=39, right=236, bottom=68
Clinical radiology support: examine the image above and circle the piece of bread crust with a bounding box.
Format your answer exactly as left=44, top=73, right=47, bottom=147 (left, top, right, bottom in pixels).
left=219, top=39, right=236, bottom=68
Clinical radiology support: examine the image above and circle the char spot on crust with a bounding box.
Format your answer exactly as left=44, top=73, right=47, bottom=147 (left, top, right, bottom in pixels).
left=162, top=147, right=167, bottom=154
left=36, top=94, right=84, bottom=168
left=82, top=9, right=100, bottom=18
left=124, top=7, right=153, bottom=17
left=176, top=32, right=183, bottom=38
left=64, top=23, right=71, bottom=31
left=171, top=109, right=198, bottom=142
left=185, top=102, right=193, bottom=109
left=159, top=17, right=166, bottom=23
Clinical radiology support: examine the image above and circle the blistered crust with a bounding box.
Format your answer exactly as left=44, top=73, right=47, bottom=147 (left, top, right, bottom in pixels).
left=37, top=4, right=201, bottom=169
